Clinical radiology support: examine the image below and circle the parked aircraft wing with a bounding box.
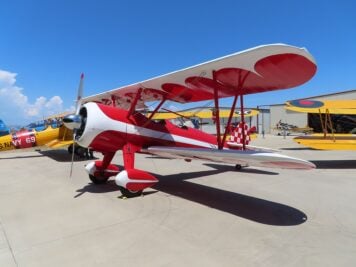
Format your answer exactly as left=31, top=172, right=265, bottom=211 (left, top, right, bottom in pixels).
left=286, top=99, right=356, bottom=114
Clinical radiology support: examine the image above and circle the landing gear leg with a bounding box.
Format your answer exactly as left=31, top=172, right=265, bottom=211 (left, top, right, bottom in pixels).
left=115, top=144, right=157, bottom=198
left=119, top=143, right=142, bottom=198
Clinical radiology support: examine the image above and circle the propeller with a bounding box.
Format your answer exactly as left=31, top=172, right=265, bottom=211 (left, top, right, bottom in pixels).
left=63, top=73, right=84, bottom=130
left=63, top=73, right=85, bottom=177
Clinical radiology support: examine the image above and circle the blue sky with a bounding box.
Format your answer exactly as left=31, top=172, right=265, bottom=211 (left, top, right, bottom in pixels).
left=1, top=0, right=355, bottom=125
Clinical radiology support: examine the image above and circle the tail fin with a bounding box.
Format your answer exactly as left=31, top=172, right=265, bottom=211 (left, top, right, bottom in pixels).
left=0, top=119, right=10, bottom=136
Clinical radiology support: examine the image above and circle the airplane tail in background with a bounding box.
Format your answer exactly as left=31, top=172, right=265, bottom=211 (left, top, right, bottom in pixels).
left=0, top=119, right=10, bottom=137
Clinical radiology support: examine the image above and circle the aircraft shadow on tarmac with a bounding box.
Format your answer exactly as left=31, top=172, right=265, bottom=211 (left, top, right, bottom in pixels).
left=311, top=160, right=356, bottom=169
left=153, top=167, right=307, bottom=226
left=75, top=164, right=306, bottom=226
left=74, top=180, right=122, bottom=197
left=204, top=163, right=279, bottom=175
left=39, top=150, right=97, bottom=162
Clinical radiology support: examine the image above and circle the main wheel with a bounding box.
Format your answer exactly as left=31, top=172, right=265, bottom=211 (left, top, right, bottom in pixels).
left=75, top=146, right=87, bottom=158
left=235, top=164, right=242, bottom=171
left=119, top=187, right=143, bottom=198
left=89, top=174, right=109, bottom=184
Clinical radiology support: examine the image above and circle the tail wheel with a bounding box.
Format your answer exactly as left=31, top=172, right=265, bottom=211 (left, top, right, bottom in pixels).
left=119, top=187, right=143, bottom=198
left=89, top=174, right=109, bottom=184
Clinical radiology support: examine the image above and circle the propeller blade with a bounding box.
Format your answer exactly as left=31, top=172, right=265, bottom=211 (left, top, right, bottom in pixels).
left=68, top=73, right=84, bottom=179
left=69, top=131, right=76, bottom=178
left=76, top=73, right=84, bottom=115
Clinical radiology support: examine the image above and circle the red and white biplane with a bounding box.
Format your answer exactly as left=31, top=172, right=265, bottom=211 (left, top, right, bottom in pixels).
left=64, top=44, right=317, bottom=197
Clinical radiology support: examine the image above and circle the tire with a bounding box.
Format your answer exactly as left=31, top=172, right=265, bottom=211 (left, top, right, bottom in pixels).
left=89, top=174, right=109, bottom=184
left=119, top=187, right=143, bottom=198
left=75, top=146, right=87, bottom=158
left=235, top=164, right=242, bottom=171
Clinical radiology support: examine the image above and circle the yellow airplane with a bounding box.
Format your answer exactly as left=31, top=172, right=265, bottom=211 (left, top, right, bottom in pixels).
left=285, top=99, right=356, bottom=150
left=147, top=108, right=259, bottom=140
left=0, top=114, right=84, bottom=155
left=148, top=108, right=259, bottom=120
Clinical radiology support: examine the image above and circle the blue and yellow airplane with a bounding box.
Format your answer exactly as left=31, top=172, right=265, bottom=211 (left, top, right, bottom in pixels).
left=0, top=114, right=88, bottom=156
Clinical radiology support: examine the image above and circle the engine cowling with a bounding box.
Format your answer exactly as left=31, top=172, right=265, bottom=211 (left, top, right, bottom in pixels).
left=115, top=169, right=158, bottom=191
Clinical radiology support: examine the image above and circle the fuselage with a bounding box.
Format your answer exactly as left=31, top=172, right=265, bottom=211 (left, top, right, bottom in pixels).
left=76, top=102, right=219, bottom=153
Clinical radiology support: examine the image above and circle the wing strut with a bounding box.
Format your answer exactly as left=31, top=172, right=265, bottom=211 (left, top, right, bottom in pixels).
left=111, top=95, right=116, bottom=107
left=141, top=97, right=167, bottom=129
left=127, top=88, right=143, bottom=118
left=147, top=98, right=166, bottom=121
left=212, top=68, right=250, bottom=149
left=213, top=71, right=222, bottom=149
left=221, top=94, right=239, bottom=147
left=240, top=94, right=246, bottom=150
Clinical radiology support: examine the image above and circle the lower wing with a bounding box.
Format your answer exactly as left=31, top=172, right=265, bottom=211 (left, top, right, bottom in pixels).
left=142, top=146, right=315, bottom=169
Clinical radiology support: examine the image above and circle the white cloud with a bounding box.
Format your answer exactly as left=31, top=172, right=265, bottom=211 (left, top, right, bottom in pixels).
left=0, top=70, right=17, bottom=87
left=45, top=96, right=63, bottom=110
left=0, top=69, right=66, bottom=125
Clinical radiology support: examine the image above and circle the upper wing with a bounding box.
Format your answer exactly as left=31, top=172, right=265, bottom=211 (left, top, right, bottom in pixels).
left=142, top=146, right=315, bottom=170
left=286, top=99, right=356, bottom=114
left=83, top=44, right=316, bottom=109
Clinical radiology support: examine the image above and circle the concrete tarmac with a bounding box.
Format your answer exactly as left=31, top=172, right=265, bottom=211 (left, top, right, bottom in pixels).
left=0, top=135, right=355, bottom=266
